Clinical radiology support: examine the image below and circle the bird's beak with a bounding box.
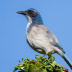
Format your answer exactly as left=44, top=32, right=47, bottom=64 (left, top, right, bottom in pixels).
left=17, top=11, right=26, bottom=15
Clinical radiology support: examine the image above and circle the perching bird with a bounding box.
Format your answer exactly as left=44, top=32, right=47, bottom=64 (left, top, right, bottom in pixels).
left=17, top=8, right=72, bottom=69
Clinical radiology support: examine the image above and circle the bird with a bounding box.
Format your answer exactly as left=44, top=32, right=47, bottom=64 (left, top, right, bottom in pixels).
left=17, top=8, right=72, bottom=69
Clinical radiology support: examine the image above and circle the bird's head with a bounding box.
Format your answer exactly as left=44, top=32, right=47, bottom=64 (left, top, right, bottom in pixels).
left=17, top=8, right=38, bottom=17
left=17, top=8, right=43, bottom=25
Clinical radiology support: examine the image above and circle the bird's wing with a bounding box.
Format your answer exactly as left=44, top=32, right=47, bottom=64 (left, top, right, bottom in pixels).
left=31, top=25, right=65, bottom=53
left=53, top=43, right=65, bottom=53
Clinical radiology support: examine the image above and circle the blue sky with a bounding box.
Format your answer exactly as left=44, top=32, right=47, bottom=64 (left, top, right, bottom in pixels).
left=0, top=0, right=72, bottom=72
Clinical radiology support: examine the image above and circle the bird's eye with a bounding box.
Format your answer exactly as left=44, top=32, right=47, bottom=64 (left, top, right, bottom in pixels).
left=27, top=10, right=38, bottom=17
left=27, top=10, right=33, bottom=13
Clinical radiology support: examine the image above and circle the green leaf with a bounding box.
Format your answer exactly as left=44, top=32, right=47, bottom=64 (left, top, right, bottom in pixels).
left=61, top=71, right=65, bottom=72
left=38, top=69, right=47, bottom=72
left=45, top=65, right=51, bottom=68
left=55, top=68, right=60, bottom=71
left=52, top=61, right=56, bottom=64
left=35, top=54, right=39, bottom=56
left=14, top=54, right=66, bottom=72
left=48, top=67, right=53, bottom=71
left=36, top=58, right=40, bottom=62
left=51, top=64, right=55, bottom=67
left=14, top=66, right=19, bottom=69
left=13, top=68, right=18, bottom=72
left=18, top=64, right=22, bottom=67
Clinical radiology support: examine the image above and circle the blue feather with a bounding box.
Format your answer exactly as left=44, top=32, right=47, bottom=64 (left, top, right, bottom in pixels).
left=53, top=43, right=63, bottom=48
left=62, top=53, right=72, bottom=69
left=53, top=43, right=65, bottom=53
left=28, top=8, right=36, bottom=10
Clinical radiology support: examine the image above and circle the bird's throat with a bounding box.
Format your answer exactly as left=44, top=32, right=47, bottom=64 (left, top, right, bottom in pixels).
left=26, top=15, right=43, bottom=33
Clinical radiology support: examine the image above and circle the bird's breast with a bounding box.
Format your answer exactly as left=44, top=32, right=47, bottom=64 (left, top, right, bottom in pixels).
left=26, top=25, right=56, bottom=54
left=26, top=33, right=46, bottom=54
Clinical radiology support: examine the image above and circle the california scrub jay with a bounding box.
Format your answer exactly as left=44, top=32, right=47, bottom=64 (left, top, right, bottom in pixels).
left=17, top=8, right=72, bottom=69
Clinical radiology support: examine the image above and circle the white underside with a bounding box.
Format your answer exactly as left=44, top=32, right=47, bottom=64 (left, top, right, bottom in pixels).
left=26, top=15, right=32, bottom=33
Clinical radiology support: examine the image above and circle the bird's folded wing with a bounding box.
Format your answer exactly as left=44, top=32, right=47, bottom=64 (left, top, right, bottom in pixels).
left=30, top=25, right=65, bottom=53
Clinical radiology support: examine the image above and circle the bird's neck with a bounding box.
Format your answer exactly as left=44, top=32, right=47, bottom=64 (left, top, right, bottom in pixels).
left=26, top=15, right=43, bottom=33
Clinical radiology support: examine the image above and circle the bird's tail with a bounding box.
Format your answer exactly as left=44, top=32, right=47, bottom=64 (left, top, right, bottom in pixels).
left=63, top=53, right=72, bottom=69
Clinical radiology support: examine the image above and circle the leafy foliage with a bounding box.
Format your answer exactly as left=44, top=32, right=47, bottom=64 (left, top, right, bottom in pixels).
left=13, top=53, right=69, bottom=72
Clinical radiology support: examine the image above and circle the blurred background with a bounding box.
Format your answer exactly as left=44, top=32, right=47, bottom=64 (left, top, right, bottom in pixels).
left=0, top=0, right=72, bottom=72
